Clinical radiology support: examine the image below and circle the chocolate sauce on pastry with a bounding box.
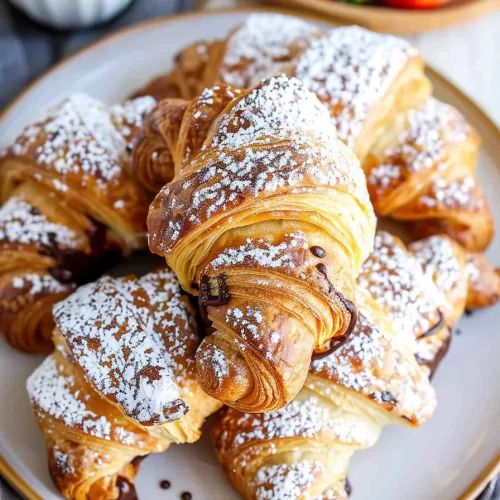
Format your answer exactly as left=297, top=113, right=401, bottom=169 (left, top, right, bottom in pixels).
left=310, top=246, right=326, bottom=258
left=46, top=218, right=121, bottom=285
left=344, top=477, right=352, bottom=496
left=416, top=332, right=452, bottom=378
left=198, top=274, right=231, bottom=326
left=420, top=310, right=444, bottom=338
left=311, top=273, right=358, bottom=360
left=116, top=476, right=138, bottom=500
left=316, top=263, right=332, bottom=293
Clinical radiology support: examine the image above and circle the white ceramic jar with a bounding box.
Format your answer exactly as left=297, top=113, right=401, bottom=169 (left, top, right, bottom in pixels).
left=9, top=0, right=135, bottom=29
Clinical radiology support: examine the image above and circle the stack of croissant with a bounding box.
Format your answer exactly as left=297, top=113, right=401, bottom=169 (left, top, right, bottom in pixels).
left=0, top=12, right=498, bottom=500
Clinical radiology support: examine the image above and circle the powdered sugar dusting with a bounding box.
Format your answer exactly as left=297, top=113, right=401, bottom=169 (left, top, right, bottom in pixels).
left=209, top=232, right=308, bottom=271
left=11, top=273, right=72, bottom=296
left=52, top=269, right=197, bottom=425
left=410, top=236, right=464, bottom=299
left=310, top=313, right=436, bottom=424
left=368, top=98, right=469, bottom=190
left=197, top=343, right=230, bottom=388
left=221, top=14, right=319, bottom=87
left=253, top=460, right=324, bottom=500
left=419, top=177, right=483, bottom=211
left=27, top=356, right=112, bottom=440
left=358, top=231, right=444, bottom=345
left=111, top=96, right=157, bottom=151
left=211, top=76, right=337, bottom=149
left=27, top=356, right=146, bottom=447
left=295, top=26, right=416, bottom=147
left=0, top=196, right=80, bottom=249
left=152, top=78, right=366, bottom=254
left=231, top=396, right=376, bottom=449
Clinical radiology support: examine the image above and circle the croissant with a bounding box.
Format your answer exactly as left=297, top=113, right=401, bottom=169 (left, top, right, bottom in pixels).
left=0, top=93, right=154, bottom=352
left=27, top=268, right=221, bottom=500
left=213, top=277, right=437, bottom=499
left=147, top=76, right=376, bottom=412
left=142, top=16, right=430, bottom=160
left=138, top=15, right=494, bottom=251
left=366, top=98, right=494, bottom=251
left=212, top=231, right=499, bottom=498
left=360, top=231, right=499, bottom=376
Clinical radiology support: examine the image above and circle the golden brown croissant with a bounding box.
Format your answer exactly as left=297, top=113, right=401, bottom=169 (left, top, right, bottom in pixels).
left=213, top=279, right=437, bottom=499
left=366, top=98, right=494, bottom=251
left=360, top=231, right=499, bottom=375
left=212, top=231, right=499, bottom=498
left=134, top=85, right=242, bottom=193
left=147, top=76, right=376, bottom=412
left=145, top=16, right=430, bottom=161
left=0, top=93, right=154, bottom=352
left=27, top=268, right=221, bottom=500
left=138, top=15, right=494, bottom=252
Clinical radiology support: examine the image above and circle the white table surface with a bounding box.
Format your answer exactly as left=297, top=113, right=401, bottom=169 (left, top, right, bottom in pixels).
left=408, top=9, right=500, bottom=125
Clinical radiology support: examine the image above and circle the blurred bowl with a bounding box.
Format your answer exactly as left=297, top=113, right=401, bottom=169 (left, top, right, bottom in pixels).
left=8, top=0, right=134, bottom=29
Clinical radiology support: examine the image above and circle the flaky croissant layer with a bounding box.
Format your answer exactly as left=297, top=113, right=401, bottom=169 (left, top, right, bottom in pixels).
left=27, top=269, right=222, bottom=500
left=146, top=76, right=376, bottom=412
left=0, top=93, right=155, bottom=353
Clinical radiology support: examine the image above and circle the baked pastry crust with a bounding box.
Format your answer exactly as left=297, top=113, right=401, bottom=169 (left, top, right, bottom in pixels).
left=147, top=76, right=376, bottom=412
left=0, top=94, right=154, bottom=352
left=212, top=230, right=499, bottom=498
left=27, top=268, right=221, bottom=500
left=366, top=98, right=493, bottom=251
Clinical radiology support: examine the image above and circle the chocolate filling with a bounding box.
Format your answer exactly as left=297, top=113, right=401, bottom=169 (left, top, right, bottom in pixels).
left=421, top=310, right=444, bottom=338
left=43, top=217, right=121, bottom=285
left=416, top=333, right=452, bottom=379
left=116, top=476, right=138, bottom=500
left=310, top=246, right=326, bottom=258
left=181, top=493, right=192, bottom=500
left=312, top=267, right=358, bottom=360
left=198, top=274, right=231, bottom=327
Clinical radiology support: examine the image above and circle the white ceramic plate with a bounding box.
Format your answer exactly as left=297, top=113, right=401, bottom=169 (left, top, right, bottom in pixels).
left=0, top=9, right=499, bottom=500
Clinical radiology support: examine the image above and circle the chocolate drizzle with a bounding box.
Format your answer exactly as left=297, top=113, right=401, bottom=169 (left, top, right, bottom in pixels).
left=310, top=246, right=326, bottom=258
left=116, top=476, right=138, bottom=500
left=344, top=477, right=352, bottom=496
left=312, top=267, right=358, bottom=360
left=115, top=456, right=148, bottom=500
left=198, top=274, right=231, bottom=326
left=416, top=332, right=452, bottom=379
left=315, top=263, right=332, bottom=293
left=45, top=217, right=122, bottom=285
left=421, top=310, right=444, bottom=338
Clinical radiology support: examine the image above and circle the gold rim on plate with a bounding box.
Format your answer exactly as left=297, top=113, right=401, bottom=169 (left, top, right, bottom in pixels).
left=263, top=0, right=500, bottom=35
left=0, top=7, right=498, bottom=500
